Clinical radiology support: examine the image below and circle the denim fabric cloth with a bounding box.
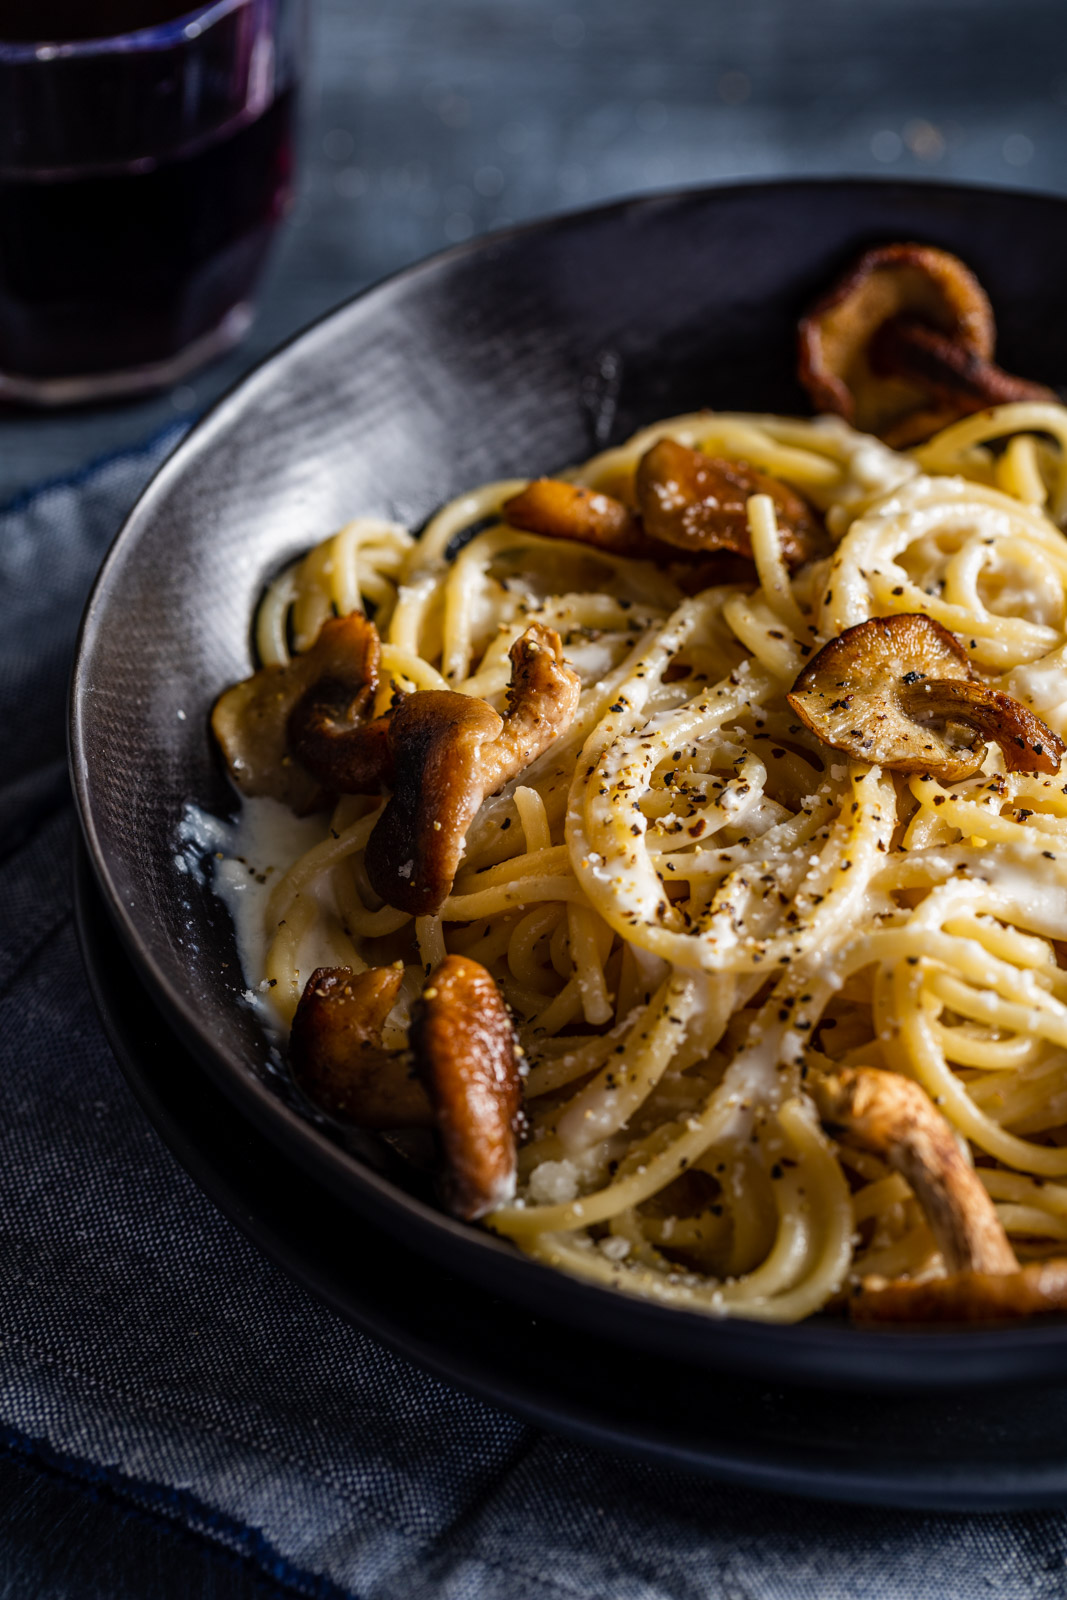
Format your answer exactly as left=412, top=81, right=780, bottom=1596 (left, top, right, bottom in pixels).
left=4, top=434, right=1067, bottom=1599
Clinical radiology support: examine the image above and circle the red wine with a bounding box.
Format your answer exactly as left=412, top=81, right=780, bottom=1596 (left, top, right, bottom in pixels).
left=0, top=88, right=294, bottom=385
left=0, top=1, right=200, bottom=43
left=0, top=0, right=302, bottom=396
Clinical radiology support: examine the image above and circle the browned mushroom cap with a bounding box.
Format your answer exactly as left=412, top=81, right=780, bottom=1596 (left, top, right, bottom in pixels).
left=635, top=438, right=825, bottom=570
left=503, top=478, right=657, bottom=559
left=289, top=965, right=433, bottom=1128
left=365, top=624, right=581, bottom=915
left=798, top=242, right=1053, bottom=446
left=365, top=691, right=503, bottom=916
left=799, top=243, right=992, bottom=439
left=811, top=1066, right=1017, bottom=1277
left=504, top=451, right=824, bottom=573
left=211, top=612, right=381, bottom=812
left=787, top=613, right=1064, bottom=781
left=410, top=954, right=523, bottom=1219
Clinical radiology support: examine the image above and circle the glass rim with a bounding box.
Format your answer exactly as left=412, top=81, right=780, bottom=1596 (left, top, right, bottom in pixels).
left=0, top=0, right=258, bottom=62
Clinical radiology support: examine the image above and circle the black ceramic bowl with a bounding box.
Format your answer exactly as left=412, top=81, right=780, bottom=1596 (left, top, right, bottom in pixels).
left=72, top=178, right=1067, bottom=1390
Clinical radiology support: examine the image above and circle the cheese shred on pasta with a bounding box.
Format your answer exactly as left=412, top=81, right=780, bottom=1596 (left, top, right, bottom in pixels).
left=230, top=403, right=1067, bottom=1322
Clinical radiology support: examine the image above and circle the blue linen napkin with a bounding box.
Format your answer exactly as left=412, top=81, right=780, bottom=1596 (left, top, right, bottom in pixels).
left=3, top=433, right=1067, bottom=1599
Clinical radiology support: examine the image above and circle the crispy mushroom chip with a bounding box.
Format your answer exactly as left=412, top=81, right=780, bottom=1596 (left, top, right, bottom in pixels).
left=634, top=437, right=824, bottom=569
left=290, top=965, right=433, bottom=1128
left=798, top=242, right=1053, bottom=446
left=787, top=613, right=1064, bottom=781
left=411, top=953, right=524, bottom=1220
left=813, top=1065, right=1067, bottom=1324
left=211, top=612, right=382, bottom=812
left=364, top=623, right=581, bottom=915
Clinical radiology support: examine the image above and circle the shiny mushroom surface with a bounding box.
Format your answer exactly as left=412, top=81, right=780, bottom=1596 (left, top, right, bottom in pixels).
left=503, top=442, right=824, bottom=572
left=289, top=964, right=433, bottom=1128
left=289, top=704, right=394, bottom=796
left=797, top=242, right=1053, bottom=446
left=787, top=613, right=1064, bottom=781
left=871, top=315, right=1056, bottom=420
left=364, top=623, right=581, bottom=916
left=290, top=957, right=524, bottom=1222
left=211, top=612, right=382, bottom=812
left=410, top=953, right=524, bottom=1220
left=634, top=437, right=824, bottom=569
left=503, top=478, right=656, bottom=558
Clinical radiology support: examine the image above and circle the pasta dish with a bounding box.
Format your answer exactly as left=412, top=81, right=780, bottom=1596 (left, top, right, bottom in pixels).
left=207, top=243, right=1067, bottom=1324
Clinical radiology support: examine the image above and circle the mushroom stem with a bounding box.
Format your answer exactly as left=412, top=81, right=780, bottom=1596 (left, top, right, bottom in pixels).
left=289, top=957, right=524, bottom=1224
left=899, top=677, right=1065, bottom=775
left=787, top=613, right=1064, bottom=782
left=851, top=1260, right=1067, bottom=1324
left=810, top=1065, right=1018, bottom=1275
left=289, top=706, right=394, bottom=794
left=871, top=315, right=1055, bottom=415
left=797, top=241, right=1048, bottom=445
left=212, top=611, right=383, bottom=812
left=810, top=1067, right=1067, bottom=1324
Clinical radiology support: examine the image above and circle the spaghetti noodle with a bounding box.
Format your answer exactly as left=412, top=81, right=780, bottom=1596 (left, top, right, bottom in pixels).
left=208, top=398, right=1067, bottom=1323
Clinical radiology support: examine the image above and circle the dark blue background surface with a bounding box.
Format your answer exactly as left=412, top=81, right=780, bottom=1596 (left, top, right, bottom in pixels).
left=4, top=0, right=1067, bottom=498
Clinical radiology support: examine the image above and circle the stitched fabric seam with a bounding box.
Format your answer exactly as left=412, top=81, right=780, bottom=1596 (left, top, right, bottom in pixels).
left=0, top=418, right=191, bottom=519
left=1, top=1329, right=469, bottom=1539
left=0, top=1422, right=358, bottom=1600
left=0, top=1334, right=607, bottom=1600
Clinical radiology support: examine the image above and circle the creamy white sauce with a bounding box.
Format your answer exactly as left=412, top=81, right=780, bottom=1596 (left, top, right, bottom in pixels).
left=178, top=797, right=326, bottom=1026
left=1008, top=648, right=1067, bottom=732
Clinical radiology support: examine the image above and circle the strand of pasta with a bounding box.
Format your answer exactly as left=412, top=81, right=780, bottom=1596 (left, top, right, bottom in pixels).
left=224, top=404, right=1067, bottom=1321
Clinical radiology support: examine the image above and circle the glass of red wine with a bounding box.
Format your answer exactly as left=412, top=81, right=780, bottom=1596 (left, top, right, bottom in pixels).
left=0, top=0, right=304, bottom=405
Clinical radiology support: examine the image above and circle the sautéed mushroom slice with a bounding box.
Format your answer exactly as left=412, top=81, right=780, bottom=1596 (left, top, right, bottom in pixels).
left=365, top=623, right=581, bottom=916
left=504, top=440, right=824, bottom=570
left=292, top=956, right=523, bottom=1222
left=787, top=614, right=1064, bottom=781
left=211, top=611, right=383, bottom=812
left=798, top=241, right=1053, bottom=446
left=812, top=1065, right=1067, bottom=1322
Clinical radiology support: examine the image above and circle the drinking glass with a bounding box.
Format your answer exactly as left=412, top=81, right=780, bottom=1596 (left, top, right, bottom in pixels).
left=0, top=0, right=305, bottom=404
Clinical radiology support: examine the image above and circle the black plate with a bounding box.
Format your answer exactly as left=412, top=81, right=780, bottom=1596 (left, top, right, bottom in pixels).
left=70, top=178, right=1067, bottom=1390
left=73, top=839, right=1067, bottom=1511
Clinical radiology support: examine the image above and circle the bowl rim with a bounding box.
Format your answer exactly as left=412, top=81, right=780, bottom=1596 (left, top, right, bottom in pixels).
left=70, top=174, right=1067, bottom=1385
